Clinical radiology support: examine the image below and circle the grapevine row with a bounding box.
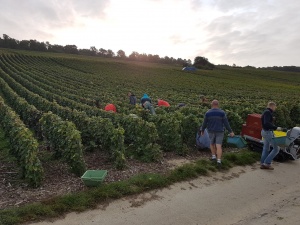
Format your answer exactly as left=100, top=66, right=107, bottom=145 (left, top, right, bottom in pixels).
left=0, top=96, right=44, bottom=187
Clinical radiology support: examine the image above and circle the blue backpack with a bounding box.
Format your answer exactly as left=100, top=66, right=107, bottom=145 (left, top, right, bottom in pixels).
left=196, top=127, right=210, bottom=149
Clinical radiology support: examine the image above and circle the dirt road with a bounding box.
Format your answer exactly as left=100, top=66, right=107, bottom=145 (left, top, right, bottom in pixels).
left=31, top=160, right=300, bottom=225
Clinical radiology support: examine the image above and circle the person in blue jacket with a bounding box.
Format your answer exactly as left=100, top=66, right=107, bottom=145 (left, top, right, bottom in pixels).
left=141, top=94, right=156, bottom=115
left=201, top=100, right=234, bottom=168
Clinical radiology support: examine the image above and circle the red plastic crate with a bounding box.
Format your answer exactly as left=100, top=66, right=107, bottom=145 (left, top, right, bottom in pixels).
left=246, top=114, right=262, bottom=129
left=241, top=124, right=262, bottom=139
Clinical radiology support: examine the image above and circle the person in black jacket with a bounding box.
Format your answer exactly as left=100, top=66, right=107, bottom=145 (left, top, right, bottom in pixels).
left=260, top=102, right=282, bottom=170
left=128, top=91, right=137, bottom=105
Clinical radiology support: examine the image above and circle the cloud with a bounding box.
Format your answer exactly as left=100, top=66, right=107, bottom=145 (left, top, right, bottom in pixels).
left=0, top=0, right=109, bottom=41
left=0, top=0, right=299, bottom=66
left=197, top=0, right=300, bottom=66
left=71, top=0, right=110, bottom=18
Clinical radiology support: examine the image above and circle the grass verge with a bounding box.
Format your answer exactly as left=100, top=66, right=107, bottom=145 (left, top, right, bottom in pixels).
left=0, top=150, right=260, bottom=225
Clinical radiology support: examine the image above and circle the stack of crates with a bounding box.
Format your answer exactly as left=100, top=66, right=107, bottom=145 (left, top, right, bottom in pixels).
left=241, top=114, right=262, bottom=139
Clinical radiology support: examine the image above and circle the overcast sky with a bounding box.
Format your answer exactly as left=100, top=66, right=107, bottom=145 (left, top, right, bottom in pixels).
left=0, top=0, right=299, bottom=67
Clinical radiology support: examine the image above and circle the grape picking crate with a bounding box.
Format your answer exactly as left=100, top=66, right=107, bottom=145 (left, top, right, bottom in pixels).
left=246, top=114, right=262, bottom=129
left=227, top=136, right=247, bottom=148
left=241, top=124, right=262, bottom=139
left=81, top=170, right=107, bottom=187
left=272, top=136, right=287, bottom=147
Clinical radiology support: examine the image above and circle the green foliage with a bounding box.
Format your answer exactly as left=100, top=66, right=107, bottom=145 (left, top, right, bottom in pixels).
left=0, top=97, right=43, bottom=187
left=0, top=76, right=42, bottom=137
left=40, top=112, right=86, bottom=176
left=193, top=56, right=214, bottom=70
left=290, top=104, right=300, bottom=125
left=226, top=110, right=244, bottom=134
left=118, top=115, right=162, bottom=162
left=149, top=114, right=184, bottom=154
left=0, top=57, right=126, bottom=168
left=181, top=114, right=201, bottom=147
left=274, top=106, right=293, bottom=128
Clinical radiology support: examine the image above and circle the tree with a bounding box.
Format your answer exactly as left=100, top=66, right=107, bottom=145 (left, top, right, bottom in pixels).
left=193, top=56, right=214, bottom=70
left=107, top=49, right=115, bottom=58
left=90, top=46, right=98, bottom=56
left=138, top=53, right=148, bottom=62
left=117, top=49, right=126, bottom=58
left=19, top=40, right=30, bottom=50
left=129, top=51, right=139, bottom=60
left=64, top=45, right=79, bottom=54
left=79, top=49, right=93, bottom=56
left=98, top=48, right=107, bottom=57
left=1, top=34, right=18, bottom=49
left=49, top=44, right=64, bottom=53
left=28, top=40, right=47, bottom=51
left=147, top=54, right=160, bottom=63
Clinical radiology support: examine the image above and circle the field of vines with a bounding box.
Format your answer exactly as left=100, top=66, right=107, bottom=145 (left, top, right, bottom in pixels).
left=0, top=48, right=300, bottom=187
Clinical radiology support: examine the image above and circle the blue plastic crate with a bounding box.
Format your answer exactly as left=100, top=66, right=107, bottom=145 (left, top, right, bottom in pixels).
left=272, top=136, right=287, bottom=146
left=227, top=136, right=247, bottom=148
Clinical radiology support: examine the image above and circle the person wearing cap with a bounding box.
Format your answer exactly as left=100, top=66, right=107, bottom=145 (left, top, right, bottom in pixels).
left=201, top=100, right=234, bottom=168
left=157, top=99, right=170, bottom=107
left=260, top=102, right=282, bottom=170
left=141, top=94, right=156, bottom=115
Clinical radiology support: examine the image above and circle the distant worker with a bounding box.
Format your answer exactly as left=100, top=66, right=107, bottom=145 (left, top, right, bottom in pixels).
left=104, top=104, right=116, bottom=113
left=201, top=100, right=234, bottom=168
left=177, top=103, right=186, bottom=108
left=141, top=93, right=156, bottom=115
left=200, top=95, right=209, bottom=103
left=128, top=91, right=137, bottom=105
left=95, top=99, right=101, bottom=108
left=157, top=99, right=170, bottom=107
left=260, top=102, right=282, bottom=170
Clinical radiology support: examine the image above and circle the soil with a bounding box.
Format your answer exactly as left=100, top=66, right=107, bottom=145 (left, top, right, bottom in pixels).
left=0, top=147, right=235, bottom=210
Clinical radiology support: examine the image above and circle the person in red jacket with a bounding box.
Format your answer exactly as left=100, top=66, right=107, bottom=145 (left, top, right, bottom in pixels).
left=157, top=99, right=170, bottom=107
left=104, top=104, right=116, bottom=113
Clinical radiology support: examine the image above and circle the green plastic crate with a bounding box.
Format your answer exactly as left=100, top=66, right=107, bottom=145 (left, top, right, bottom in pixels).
left=227, top=136, right=247, bottom=148
left=81, top=170, right=107, bottom=187
left=272, top=136, right=287, bottom=146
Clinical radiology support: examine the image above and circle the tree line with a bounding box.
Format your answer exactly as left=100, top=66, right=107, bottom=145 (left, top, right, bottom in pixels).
left=0, top=34, right=195, bottom=66
left=1, top=34, right=298, bottom=72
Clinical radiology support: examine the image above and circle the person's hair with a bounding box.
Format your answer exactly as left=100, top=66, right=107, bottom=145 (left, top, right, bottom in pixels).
left=267, top=102, right=276, bottom=107
left=211, top=100, right=219, bottom=106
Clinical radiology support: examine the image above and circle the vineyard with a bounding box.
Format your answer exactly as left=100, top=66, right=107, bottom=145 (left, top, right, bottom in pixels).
left=0, top=47, right=300, bottom=191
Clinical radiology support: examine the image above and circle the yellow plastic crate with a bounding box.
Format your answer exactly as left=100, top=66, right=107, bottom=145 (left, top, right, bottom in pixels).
left=274, top=131, right=287, bottom=137
left=262, top=130, right=287, bottom=141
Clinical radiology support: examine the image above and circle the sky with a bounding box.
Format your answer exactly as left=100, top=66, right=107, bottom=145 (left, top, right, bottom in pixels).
left=0, top=0, right=299, bottom=67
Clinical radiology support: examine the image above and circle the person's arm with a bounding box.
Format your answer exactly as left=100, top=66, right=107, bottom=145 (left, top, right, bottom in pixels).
left=201, top=115, right=208, bottom=132
left=263, top=113, right=277, bottom=130
left=223, top=115, right=233, bottom=133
